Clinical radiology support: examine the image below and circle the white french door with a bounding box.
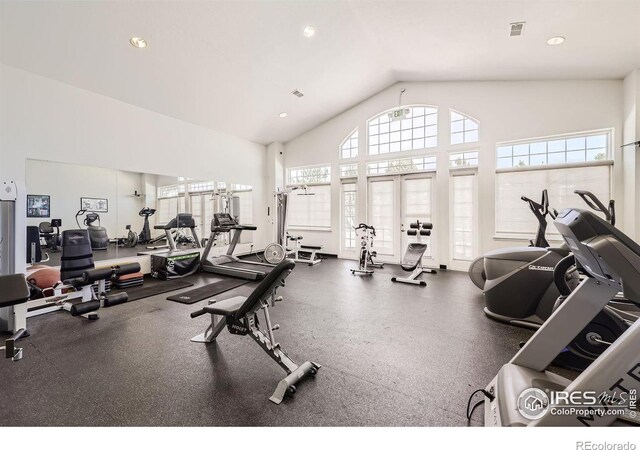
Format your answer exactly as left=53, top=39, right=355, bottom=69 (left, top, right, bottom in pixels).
left=367, top=173, right=435, bottom=263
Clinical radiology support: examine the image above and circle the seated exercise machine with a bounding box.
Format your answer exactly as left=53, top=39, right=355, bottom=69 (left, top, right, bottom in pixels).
left=263, top=186, right=324, bottom=266
left=39, top=219, right=61, bottom=252
left=201, top=213, right=274, bottom=280
left=350, top=223, right=384, bottom=275
left=284, top=233, right=323, bottom=266
left=76, top=209, right=109, bottom=250
left=0, top=274, right=30, bottom=361
left=191, top=259, right=320, bottom=404
left=137, top=207, right=156, bottom=245
left=27, top=229, right=140, bottom=319
left=476, top=205, right=640, bottom=426
left=391, top=220, right=436, bottom=286
left=152, top=213, right=201, bottom=251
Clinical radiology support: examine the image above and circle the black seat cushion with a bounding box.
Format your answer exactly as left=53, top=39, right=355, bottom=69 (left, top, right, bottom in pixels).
left=401, top=243, right=427, bottom=271
left=0, top=274, right=30, bottom=307
left=233, top=259, right=295, bottom=319
left=203, top=296, right=247, bottom=315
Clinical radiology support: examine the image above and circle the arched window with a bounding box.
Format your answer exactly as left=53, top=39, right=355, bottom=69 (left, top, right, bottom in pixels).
left=450, top=110, right=479, bottom=144
left=340, top=128, right=359, bottom=159
left=368, top=105, right=438, bottom=155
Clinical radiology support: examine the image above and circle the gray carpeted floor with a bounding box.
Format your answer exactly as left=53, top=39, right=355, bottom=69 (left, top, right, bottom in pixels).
left=1, top=258, right=543, bottom=426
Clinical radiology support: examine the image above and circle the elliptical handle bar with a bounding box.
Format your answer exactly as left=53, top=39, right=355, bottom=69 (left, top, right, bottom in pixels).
left=574, top=190, right=615, bottom=225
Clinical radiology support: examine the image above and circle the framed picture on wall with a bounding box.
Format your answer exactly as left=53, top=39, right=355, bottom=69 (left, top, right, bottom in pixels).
left=81, top=197, right=109, bottom=213
left=27, top=194, right=51, bottom=218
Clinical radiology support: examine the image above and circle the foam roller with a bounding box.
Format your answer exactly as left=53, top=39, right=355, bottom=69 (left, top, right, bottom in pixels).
left=115, top=263, right=141, bottom=276
left=83, top=267, right=113, bottom=283
left=103, top=292, right=128, bottom=307
left=70, top=300, right=100, bottom=316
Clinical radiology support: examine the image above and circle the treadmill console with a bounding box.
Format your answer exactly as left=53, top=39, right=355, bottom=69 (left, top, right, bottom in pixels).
left=214, top=213, right=239, bottom=228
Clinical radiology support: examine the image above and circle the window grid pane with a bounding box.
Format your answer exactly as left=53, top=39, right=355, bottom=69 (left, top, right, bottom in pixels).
left=449, top=151, right=479, bottom=168
left=367, top=156, right=436, bottom=175
left=496, top=132, right=610, bottom=169
left=368, top=106, right=438, bottom=155
left=450, top=111, right=479, bottom=145
left=340, top=164, right=358, bottom=178
left=288, top=166, right=332, bottom=185
left=340, top=129, right=359, bottom=159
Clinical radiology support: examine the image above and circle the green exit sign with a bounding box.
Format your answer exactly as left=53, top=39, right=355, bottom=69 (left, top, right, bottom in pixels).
left=389, top=108, right=410, bottom=121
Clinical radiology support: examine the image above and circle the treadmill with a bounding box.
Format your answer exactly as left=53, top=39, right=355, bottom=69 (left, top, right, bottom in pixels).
left=201, top=213, right=274, bottom=280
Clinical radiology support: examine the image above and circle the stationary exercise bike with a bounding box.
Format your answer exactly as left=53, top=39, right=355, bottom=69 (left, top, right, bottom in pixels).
left=350, top=223, right=384, bottom=276
left=75, top=209, right=109, bottom=251
left=137, top=207, right=156, bottom=244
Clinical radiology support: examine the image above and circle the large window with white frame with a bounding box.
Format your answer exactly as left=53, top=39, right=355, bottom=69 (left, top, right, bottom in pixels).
left=287, top=165, right=332, bottom=230
left=451, top=173, right=477, bottom=261
left=340, top=129, right=359, bottom=159
left=495, top=130, right=613, bottom=239
left=368, top=105, right=438, bottom=155
left=287, top=184, right=332, bottom=230
left=496, top=130, right=610, bottom=169
left=450, top=111, right=479, bottom=145
left=341, top=183, right=357, bottom=251
left=340, top=163, right=358, bottom=178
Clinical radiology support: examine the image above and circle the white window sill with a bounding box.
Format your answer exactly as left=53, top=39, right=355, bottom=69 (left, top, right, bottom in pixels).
left=288, top=226, right=332, bottom=232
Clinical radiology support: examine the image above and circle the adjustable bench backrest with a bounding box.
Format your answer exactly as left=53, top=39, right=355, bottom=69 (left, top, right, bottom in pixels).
left=60, top=229, right=95, bottom=282
left=234, top=259, right=295, bottom=319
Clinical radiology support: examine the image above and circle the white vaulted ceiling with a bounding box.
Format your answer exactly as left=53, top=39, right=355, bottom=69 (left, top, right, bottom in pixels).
left=1, top=0, right=639, bottom=144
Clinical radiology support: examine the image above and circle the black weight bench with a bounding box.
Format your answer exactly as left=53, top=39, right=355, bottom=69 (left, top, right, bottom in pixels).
left=191, top=259, right=320, bottom=404
left=391, top=221, right=437, bottom=286
left=0, top=274, right=30, bottom=361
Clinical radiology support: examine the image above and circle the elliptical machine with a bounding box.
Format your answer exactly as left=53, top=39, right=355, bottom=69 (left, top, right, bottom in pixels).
left=350, top=223, right=384, bottom=276
left=468, top=190, right=579, bottom=328
left=137, top=207, right=156, bottom=244
left=76, top=209, right=109, bottom=251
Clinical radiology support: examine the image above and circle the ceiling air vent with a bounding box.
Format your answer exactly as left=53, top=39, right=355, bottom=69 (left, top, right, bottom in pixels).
left=291, top=89, right=304, bottom=98
left=509, top=22, right=525, bottom=37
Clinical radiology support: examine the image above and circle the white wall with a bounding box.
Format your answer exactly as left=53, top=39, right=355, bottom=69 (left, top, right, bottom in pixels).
left=0, top=64, right=268, bottom=272
left=282, top=80, right=624, bottom=267
left=622, top=70, right=640, bottom=240
left=25, top=159, right=119, bottom=231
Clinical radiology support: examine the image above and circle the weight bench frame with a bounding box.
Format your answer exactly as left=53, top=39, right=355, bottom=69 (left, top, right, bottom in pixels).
left=392, top=221, right=436, bottom=287
left=191, top=260, right=320, bottom=404
left=27, top=263, right=140, bottom=320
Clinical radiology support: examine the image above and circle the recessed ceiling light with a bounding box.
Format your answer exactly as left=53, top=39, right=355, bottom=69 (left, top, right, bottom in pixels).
left=303, top=25, right=316, bottom=38
left=278, top=112, right=288, bottom=118
left=547, top=36, right=565, bottom=46
left=130, top=37, right=148, bottom=48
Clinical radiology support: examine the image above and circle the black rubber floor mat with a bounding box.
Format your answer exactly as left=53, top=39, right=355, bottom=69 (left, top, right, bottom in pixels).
left=166, top=279, right=249, bottom=304
left=124, top=279, right=194, bottom=301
